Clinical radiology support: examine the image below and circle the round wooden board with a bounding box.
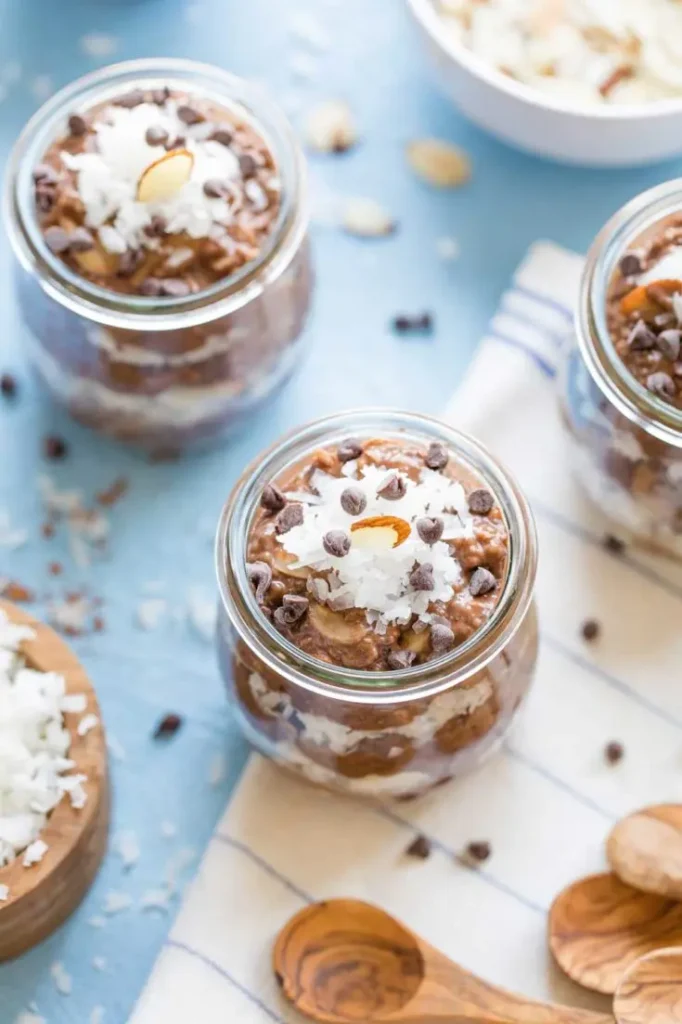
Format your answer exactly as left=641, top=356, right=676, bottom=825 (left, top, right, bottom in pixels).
left=548, top=873, right=682, bottom=995
left=614, top=948, right=682, bottom=1024
left=0, top=600, right=109, bottom=960
left=607, top=805, right=682, bottom=900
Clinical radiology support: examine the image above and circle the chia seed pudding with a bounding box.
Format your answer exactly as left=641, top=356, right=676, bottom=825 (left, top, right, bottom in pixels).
left=5, top=60, right=312, bottom=454
left=216, top=411, right=538, bottom=800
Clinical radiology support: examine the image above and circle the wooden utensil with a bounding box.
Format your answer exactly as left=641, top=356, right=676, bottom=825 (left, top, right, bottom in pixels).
left=614, top=948, right=682, bottom=1024
left=607, top=805, right=682, bottom=900
left=274, top=898, right=614, bottom=1024
left=549, top=873, right=682, bottom=996
left=0, top=600, right=109, bottom=960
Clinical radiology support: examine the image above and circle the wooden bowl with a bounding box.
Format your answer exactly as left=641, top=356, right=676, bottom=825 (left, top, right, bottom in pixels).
left=0, top=599, right=109, bottom=960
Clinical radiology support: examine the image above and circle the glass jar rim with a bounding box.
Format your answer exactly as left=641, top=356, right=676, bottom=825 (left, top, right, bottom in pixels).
left=3, top=58, right=308, bottom=332
left=215, top=408, right=538, bottom=707
left=578, top=177, right=682, bottom=447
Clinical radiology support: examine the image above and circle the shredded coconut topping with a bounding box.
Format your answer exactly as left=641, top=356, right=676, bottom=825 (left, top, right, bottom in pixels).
left=278, top=463, right=473, bottom=628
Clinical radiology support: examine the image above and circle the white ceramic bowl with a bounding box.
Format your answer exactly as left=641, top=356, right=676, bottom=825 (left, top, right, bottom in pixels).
left=406, top=0, right=682, bottom=167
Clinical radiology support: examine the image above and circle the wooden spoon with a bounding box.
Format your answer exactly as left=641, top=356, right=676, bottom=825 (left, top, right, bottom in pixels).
left=274, top=898, right=614, bottom=1024
left=614, top=948, right=682, bottom=1024
left=549, top=873, right=682, bottom=996
left=607, top=805, right=682, bottom=900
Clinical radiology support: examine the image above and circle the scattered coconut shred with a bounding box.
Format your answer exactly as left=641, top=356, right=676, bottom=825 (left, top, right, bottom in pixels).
left=0, top=609, right=88, bottom=895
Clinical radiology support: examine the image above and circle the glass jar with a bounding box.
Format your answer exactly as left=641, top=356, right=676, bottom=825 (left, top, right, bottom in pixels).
left=215, top=409, right=539, bottom=800
left=4, top=59, right=313, bottom=455
left=562, top=180, right=682, bottom=556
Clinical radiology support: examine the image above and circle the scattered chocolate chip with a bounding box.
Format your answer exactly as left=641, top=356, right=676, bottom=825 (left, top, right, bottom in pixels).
left=159, top=278, right=191, bottom=298
left=261, top=483, right=286, bottom=513
left=238, top=153, right=257, bottom=178
left=139, top=278, right=164, bottom=297
left=154, top=712, right=183, bottom=739
left=275, top=503, right=304, bottom=535
left=68, top=227, right=94, bottom=253
left=409, top=563, right=434, bottom=591
left=387, top=649, right=417, bottom=670
left=43, top=435, right=68, bottom=460
left=151, top=87, right=171, bottom=106
left=465, top=840, right=491, bottom=863
left=274, top=970, right=284, bottom=989
left=618, top=253, right=642, bottom=278
left=0, top=374, right=17, bottom=398
left=392, top=313, right=433, bottom=333
left=337, top=438, right=363, bottom=463
left=209, top=128, right=234, bottom=147
left=605, top=740, right=624, bottom=765
left=603, top=533, right=625, bottom=555
left=177, top=104, right=205, bottom=125
left=468, top=488, right=494, bottom=515
left=33, top=164, right=58, bottom=185
left=116, top=89, right=145, bottom=109
left=274, top=594, right=309, bottom=627
left=416, top=516, right=444, bottom=545
left=425, top=441, right=449, bottom=471
left=117, top=247, right=144, bottom=277
left=658, top=329, right=681, bottom=362
left=323, top=530, right=351, bottom=558
left=144, top=214, right=168, bottom=238
left=626, top=319, right=656, bottom=352
left=68, top=113, right=88, bottom=137
left=377, top=474, right=406, bottom=501
left=469, top=567, right=497, bottom=597
left=145, top=125, right=169, bottom=147
left=430, top=622, right=455, bottom=654
left=203, top=178, right=229, bottom=199
left=405, top=834, right=431, bottom=859
left=246, top=561, right=273, bottom=603
left=44, top=226, right=71, bottom=254
left=581, top=618, right=600, bottom=642
left=340, top=486, right=367, bottom=517
left=646, top=371, right=676, bottom=399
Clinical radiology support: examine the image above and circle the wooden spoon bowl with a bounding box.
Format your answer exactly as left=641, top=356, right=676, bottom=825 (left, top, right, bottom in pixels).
left=0, top=600, right=109, bottom=960
left=614, top=948, right=682, bottom=1024
left=607, top=805, right=682, bottom=900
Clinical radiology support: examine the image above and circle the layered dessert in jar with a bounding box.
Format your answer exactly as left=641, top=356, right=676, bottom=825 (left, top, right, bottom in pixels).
left=216, top=411, right=538, bottom=800
left=4, top=59, right=312, bottom=454
left=562, top=180, right=682, bottom=556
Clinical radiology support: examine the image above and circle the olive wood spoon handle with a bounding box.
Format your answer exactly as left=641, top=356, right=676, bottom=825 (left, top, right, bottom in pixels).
left=273, top=899, right=614, bottom=1024
left=614, top=947, right=682, bottom=1024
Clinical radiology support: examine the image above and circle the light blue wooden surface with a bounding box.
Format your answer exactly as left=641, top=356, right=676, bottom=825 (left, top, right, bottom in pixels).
left=0, top=0, right=680, bottom=1020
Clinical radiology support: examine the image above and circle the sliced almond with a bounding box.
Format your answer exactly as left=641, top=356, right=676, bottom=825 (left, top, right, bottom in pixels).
left=272, top=550, right=310, bottom=580
left=406, top=138, right=471, bottom=188
left=137, top=148, right=194, bottom=204
left=304, top=100, right=357, bottom=153
left=72, top=244, right=117, bottom=276
left=350, top=515, right=411, bottom=550
left=401, top=627, right=430, bottom=655
left=341, top=197, right=395, bottom=238
left=620, top=279, right=682, bottom=317
left=308, top=602, right=368, bottom=645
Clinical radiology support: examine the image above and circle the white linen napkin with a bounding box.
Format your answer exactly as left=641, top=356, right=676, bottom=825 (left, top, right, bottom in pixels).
left=131, top=241, right=682, bottom=1023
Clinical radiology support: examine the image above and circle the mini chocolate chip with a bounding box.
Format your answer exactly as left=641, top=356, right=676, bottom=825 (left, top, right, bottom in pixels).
left=35, top=185, right=57, bottom=213
left=68, top=113, right=88, bottom=137
left=116, top=89, right=145, bottom=109
left=468, top=488, right=494, bottom=515
left=145, top=125, right=169, bottom=147
left=425, top=441, right=449, bottom=471
left=140, top=278, right=164, bottom=297
left=209, top=128, right=234, bottom=147
left=164, top=135, right=186, bottom=151
left=405, top=834, right=431, bottom=859
left=275, top=503, right=304, bottom=535
left=581, top=618, right=600, bottom=642
left=118, top=248, right=144, bottom=278
left=603, top=534, right=625, bottom=555
left=0, top=374, right=17, bottom=398
left=618, top=252, right=642, bottom=278
left=177, top=104, right=205, bottom=125
left=340, top=486, right=367, bottom=517
left=409, top=563, right=434, bottom=591
left=469, top=567, right=497, bottom=597
left=203, top=178, right=229, bottom=199
left=337, top=438, right=363, bottom=463
left=246, top=561, right=273, bottom=603
left=238, top=153, right=257, bottom=178
left=658, top=329, right=681, bottom=362
left=151, top=87, right=171, bottom=106
left=323, top=530, right=351, bottom=558
left=68, top=227, right=94, bottom=253
left=387, top=649, right=417, bottom=670
left=154, top=712, right=183, bottom=739
left=159, top=278, right=191, bottom=298
left=416, top=517, right=444, bottom=545
left=44, top=226, right=71, bottom=254
left=605, top=740, right=624, bottom=765
left=646, top=371, right=676, bottom=399
left=144, top=214, right=168, bottom=238
left=43, top=435, right=68, bottom=460
left=392, top=313, right=434, bottom=333
left=627, top=319, right=656, bottom=351
left=274, top=594, right=309, bottom=626
left=465, top=840, right=491, bottom=863
left=261, top=483, right=286, bottom=513
left=430, top=622, right=455, bottom=653
left=33, top=164, right=58, bottom=185
left=377, top=474, right=406, bottom=501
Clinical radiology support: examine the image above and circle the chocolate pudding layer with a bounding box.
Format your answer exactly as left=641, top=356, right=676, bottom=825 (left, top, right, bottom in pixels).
left=217, top=415, right=539, bottom=800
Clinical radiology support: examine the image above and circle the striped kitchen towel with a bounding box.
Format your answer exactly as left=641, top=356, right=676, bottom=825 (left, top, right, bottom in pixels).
left=131, top=241, right=682, bottom=1023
